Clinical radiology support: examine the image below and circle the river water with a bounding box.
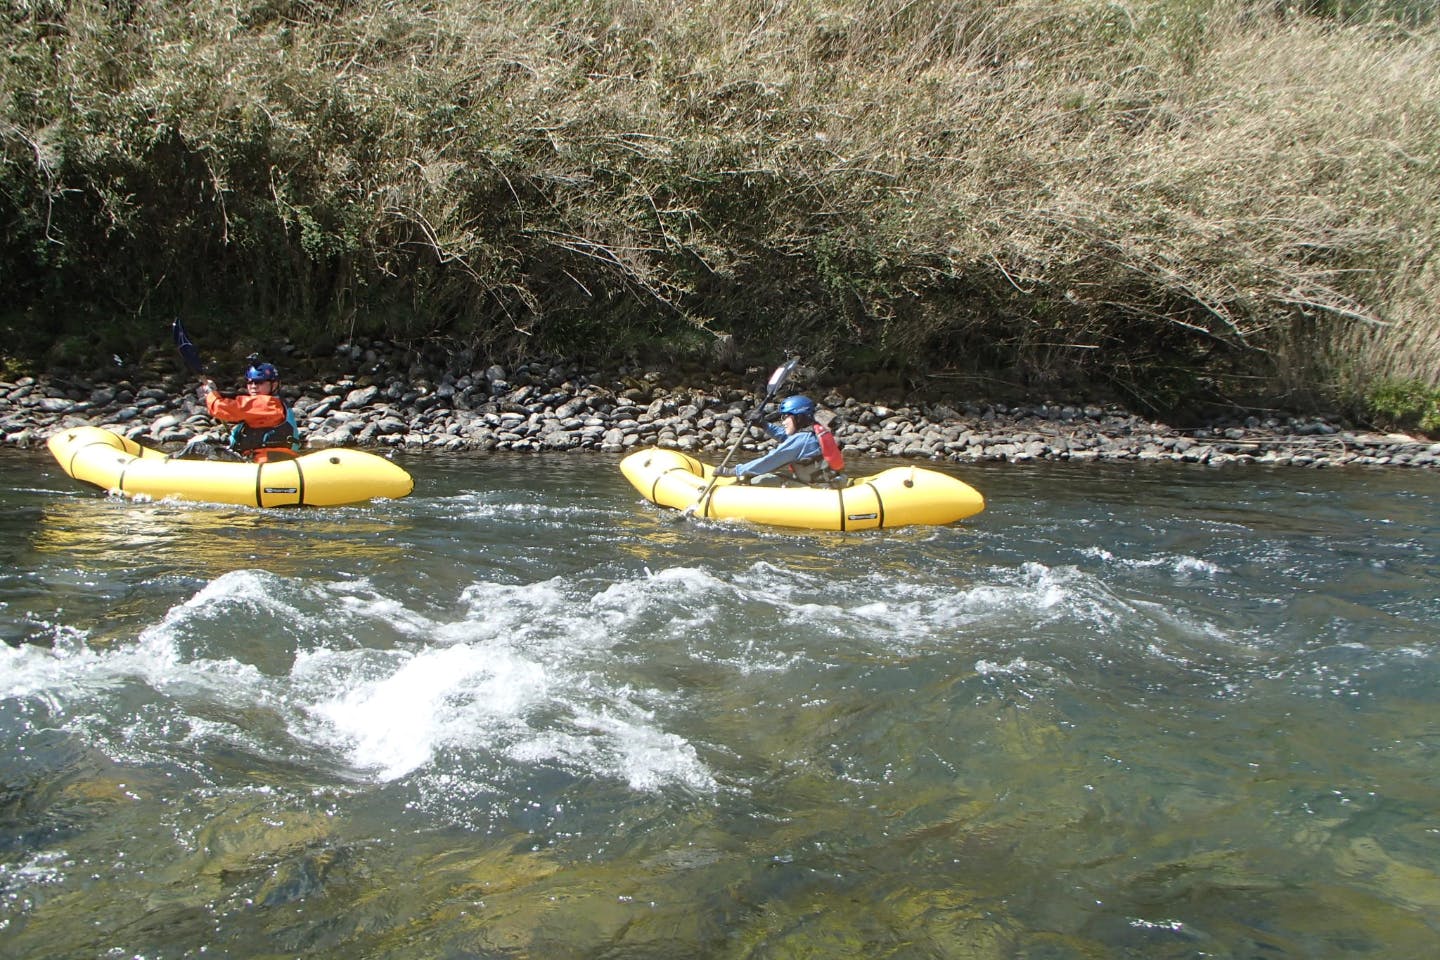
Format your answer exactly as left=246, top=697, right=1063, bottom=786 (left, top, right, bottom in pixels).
left=2, top=446, right=1437, bottom=958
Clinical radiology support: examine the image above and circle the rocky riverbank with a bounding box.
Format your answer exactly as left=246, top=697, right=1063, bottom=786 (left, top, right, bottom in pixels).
left=4, top=342, right=1438, bottom=469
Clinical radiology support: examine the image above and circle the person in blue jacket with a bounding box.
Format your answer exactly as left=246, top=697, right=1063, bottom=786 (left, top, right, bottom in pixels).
left=716, top=395, right=846, bottom=487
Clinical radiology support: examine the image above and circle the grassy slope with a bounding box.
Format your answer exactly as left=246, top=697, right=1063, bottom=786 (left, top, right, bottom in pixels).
left=1, top=0, right=1437, bottom=417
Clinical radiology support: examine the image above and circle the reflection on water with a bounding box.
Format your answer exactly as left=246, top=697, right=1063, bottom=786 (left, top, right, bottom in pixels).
left=32, top=497, right=415, bottom=579
left=2, top=446, right=1439, bottom=958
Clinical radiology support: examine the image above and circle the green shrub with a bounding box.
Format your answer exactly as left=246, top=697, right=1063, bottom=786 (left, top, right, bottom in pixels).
left=1367, top=379, right=1440, bottom=435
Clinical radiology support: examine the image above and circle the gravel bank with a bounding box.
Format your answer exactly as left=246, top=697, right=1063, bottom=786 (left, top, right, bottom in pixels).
left=5, top=343, right=1437, bottom=469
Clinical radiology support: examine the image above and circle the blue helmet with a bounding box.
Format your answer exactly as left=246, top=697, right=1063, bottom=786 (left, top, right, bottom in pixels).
left=779, top=395, right=815, bottom=417
left=246, top=362, right=280, bottom=383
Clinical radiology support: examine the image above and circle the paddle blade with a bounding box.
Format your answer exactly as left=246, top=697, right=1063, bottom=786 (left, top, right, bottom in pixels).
left=766, top=357, right=799, bottom=397
left=172, top=319, right=205, bottom=375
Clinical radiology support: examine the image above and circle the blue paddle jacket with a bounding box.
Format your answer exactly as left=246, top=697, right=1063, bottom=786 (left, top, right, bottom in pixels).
left=735, top=423, right=823, bottom=479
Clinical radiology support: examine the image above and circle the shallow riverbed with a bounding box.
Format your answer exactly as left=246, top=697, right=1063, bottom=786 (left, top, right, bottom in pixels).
left=3, top=448, right=1438, bottom=958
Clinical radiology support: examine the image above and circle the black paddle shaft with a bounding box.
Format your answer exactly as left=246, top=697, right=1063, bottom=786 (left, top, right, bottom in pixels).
left=172, top=319, right=240, bottom=398
left=688, top=356, right=800, bottom=514
left=172, top=319, right=206, bottom=377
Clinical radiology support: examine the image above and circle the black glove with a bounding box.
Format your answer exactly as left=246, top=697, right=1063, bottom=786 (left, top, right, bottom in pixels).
left=715, top=466, right=734, bottom=478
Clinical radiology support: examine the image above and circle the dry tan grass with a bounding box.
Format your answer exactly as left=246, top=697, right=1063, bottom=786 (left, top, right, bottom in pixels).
left=2, top=0, right=1437, bottom=410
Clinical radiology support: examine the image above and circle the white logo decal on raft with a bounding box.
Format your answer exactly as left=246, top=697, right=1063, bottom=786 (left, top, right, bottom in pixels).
left=263, top=487, right=299, bottom=494
left=847, top=513, right=879, bottom=521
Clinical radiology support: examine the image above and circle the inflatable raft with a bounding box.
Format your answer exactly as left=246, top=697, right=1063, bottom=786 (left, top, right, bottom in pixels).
left=620, top=447, right=984, bottom=531
left=47, top=426, right=414, bottom=507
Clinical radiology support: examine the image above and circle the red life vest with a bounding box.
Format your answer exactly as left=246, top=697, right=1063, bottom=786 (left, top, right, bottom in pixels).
left=813, top=423, right=845, bottom=472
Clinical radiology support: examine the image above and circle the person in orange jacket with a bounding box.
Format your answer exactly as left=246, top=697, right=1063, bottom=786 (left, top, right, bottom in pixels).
left=194, top=359, right=301, bottom=463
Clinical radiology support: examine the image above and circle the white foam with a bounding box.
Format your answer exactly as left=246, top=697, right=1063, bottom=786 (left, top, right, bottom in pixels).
left=151, top=569, right=310, bottom=637
left=293, top=631, right=718, bottom=793
left=276, top=570, right=725, bottom=791
left=976, top=657, right=1031, bottom=676
left=561, top=705, right=715, bottom=793
left=299, top=643, right=546, bottom=781
left=1175, top=555, right=1222, bottom=577
left=1083, top=545, right=1225, bottom=578
left=3, top=556, right=1243, bottom=801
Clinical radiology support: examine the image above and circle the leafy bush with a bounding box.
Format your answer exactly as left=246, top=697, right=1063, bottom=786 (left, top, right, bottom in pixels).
left=1367, top=380, right=1440, bottom=435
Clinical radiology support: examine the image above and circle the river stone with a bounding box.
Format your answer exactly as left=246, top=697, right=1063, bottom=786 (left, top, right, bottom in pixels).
left=342, top=385, right=380, bottom=409
left=542, top=431, right=577, bottom=449
left=374, top=417, right=408, bottom=435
